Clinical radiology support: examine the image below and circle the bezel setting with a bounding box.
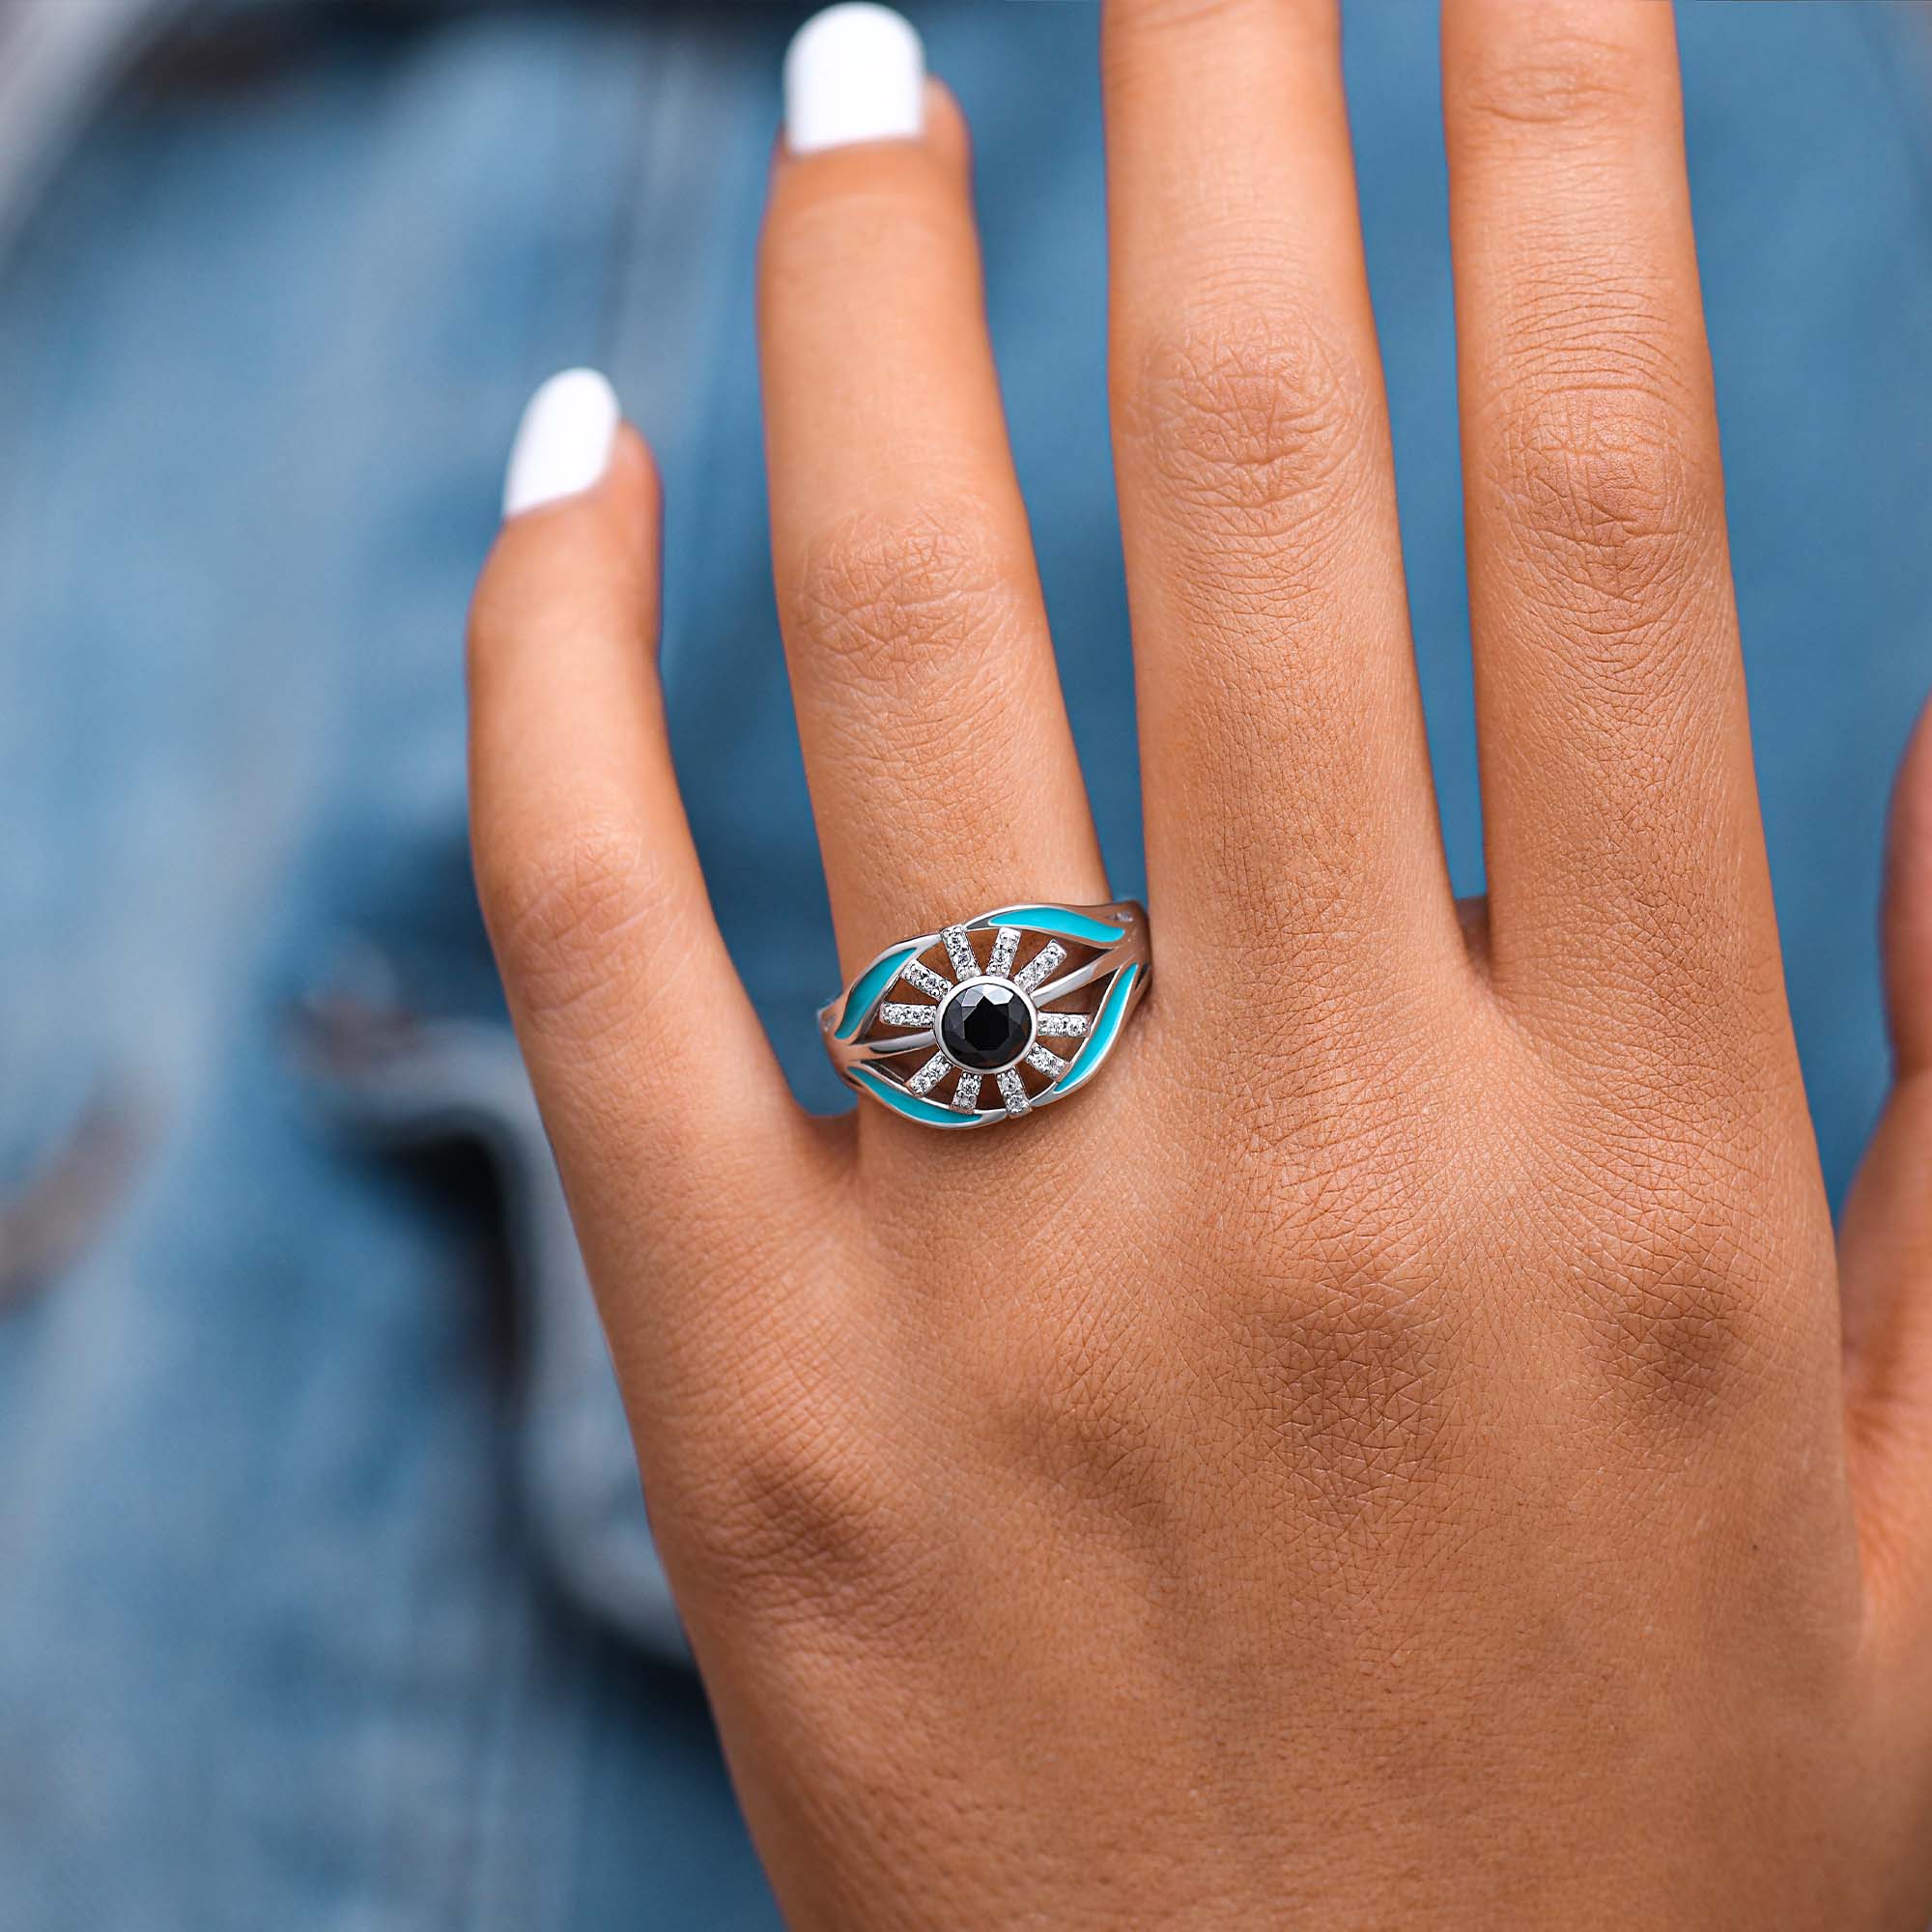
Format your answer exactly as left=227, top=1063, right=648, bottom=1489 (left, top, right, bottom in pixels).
left=935, top=976, right=1037, bottom=1076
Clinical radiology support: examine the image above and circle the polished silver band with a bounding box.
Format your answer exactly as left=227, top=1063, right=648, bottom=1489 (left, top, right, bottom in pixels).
left=818, top=900, right=1151, bottom=1129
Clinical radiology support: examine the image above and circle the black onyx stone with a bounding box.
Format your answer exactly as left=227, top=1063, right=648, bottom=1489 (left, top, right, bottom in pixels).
left=940, top=980, right=1034, bottom=1072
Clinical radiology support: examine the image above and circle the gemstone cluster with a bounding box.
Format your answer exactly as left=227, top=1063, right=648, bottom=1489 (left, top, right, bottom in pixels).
left=881, top=923, right=1094, bottom=1121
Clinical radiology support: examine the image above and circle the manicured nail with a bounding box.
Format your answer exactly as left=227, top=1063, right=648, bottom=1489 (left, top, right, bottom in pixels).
left=784, top=4, right=925, bottom=156
left=502, top=368, right=620, bottom=519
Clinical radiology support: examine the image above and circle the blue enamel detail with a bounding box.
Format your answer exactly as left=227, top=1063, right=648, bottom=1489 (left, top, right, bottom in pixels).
left=850, top=1065, right=985, bottom=1126
left=835, top=943, right=922, bottom=1041
left=987, top=906, right=1129, bottom=948
left=1050, top=962, right=1141, bottom=1098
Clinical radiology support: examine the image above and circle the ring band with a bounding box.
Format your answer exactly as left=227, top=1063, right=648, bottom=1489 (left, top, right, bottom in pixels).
left=818, top=900, right=1151, bottom=1128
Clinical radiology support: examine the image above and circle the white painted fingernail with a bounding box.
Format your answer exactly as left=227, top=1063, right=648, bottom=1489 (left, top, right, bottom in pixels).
left=502, top=368, right=620, bottom=519
left=784, top=4, right=925, bottom=156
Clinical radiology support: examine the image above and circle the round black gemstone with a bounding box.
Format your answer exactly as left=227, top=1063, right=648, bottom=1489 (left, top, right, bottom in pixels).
left=939, top=980, right=1034, bottom=1072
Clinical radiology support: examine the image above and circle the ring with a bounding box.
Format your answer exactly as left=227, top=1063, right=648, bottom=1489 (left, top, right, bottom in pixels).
left=818, top=900, right=1151, bottom=1128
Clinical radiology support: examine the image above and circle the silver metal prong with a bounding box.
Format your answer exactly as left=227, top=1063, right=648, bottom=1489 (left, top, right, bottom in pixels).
left=907, top=1053, right=952, bottom=1097
left=900, top=959, right=952, bottom=1001
left=942, top=925, right=979, bottom=982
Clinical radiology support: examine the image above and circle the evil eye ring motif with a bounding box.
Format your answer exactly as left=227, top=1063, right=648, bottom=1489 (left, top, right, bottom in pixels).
left=818, top=901, right=1151, bottom=1129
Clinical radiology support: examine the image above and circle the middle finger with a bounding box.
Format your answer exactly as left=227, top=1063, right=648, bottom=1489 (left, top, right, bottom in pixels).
left=1104, top=0, right=1463, bottom=1010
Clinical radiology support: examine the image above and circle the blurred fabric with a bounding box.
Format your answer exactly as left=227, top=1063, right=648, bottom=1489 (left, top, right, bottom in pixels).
left=0, top=3, right=1927, bottom=1925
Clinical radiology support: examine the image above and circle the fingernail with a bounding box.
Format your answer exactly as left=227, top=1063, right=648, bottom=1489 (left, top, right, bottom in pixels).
left=784, top=4, right=925, bottom=156
left=502, top=368, right=620, bottom=519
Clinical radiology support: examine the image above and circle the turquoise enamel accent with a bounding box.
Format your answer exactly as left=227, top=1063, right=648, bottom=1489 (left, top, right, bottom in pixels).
left=835, top=944, right=921, bottom=1041
left=988, top=906, right=1128, bottom=948
left=850, top=1065, right=984, bottom=1126
left=1050, top=962, right=1141, bottom=1097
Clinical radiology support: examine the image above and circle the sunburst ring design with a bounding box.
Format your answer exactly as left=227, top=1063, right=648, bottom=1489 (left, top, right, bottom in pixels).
left=817, top=901, right=1151, bottom=1129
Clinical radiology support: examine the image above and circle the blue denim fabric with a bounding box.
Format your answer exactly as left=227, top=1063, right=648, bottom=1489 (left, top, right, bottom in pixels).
left=0, top=5, right=1928, bottom=1926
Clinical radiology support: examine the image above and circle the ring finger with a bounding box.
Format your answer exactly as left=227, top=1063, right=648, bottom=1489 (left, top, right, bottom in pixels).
left=763, top=9, right=1107, bottom=997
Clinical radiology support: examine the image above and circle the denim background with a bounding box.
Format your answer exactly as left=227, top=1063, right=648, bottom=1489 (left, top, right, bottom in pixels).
left=0, top=3, right=1928, bottom=1925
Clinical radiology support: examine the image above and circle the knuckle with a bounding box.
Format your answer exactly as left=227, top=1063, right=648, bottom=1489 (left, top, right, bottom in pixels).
left=478, top=813, right=662, bottom=1038
left=1583, top=1211, right=1766, bottom=1419
left=1482, top=361, right=1719, bottom=630
left=789, top=498, right=1026, bottom=698
left=978, top=1212, right=1459, bottom=1548
left=1124, top=295, right=1375, bottom=530
left=1452, top=23, right=1652, bottom=135
left=984, top=1300, right=1170, bottom=1518
left=1550, top=1116, right=1778, bottom=1420
left=1191, top=1117, right=1465, bottom=1527
left=686, top=1398, right=933, bottom=1643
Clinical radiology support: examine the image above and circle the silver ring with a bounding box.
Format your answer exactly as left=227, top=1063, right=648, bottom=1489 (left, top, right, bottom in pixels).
left=818, top=900, right=1151, bottom=1129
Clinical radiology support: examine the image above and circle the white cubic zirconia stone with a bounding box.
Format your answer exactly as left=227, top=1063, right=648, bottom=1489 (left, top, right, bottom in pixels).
left=942, top=925, right=979, bottom=981
left=907, top=1053, right=952, bottom=1097
left=1025, top=1045, right=1068, bottom=1079
left=1035, top=1011, right=1090, bottom=1037
left=1013, top=941, right=1065, bottom=992
left=951, top=1073, right=983, bottom=1114
left=879, top=1002, right=936, bottom=1028
left=900, top=959, right=952, bottom=1000
left=988, top=926, right=1021, bottom=978
left=996, top=1068, right=1031, bottom=1118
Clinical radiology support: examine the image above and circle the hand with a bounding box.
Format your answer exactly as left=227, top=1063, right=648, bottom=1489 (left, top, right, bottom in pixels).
left=467, top=3, right=1932, bottom=1924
